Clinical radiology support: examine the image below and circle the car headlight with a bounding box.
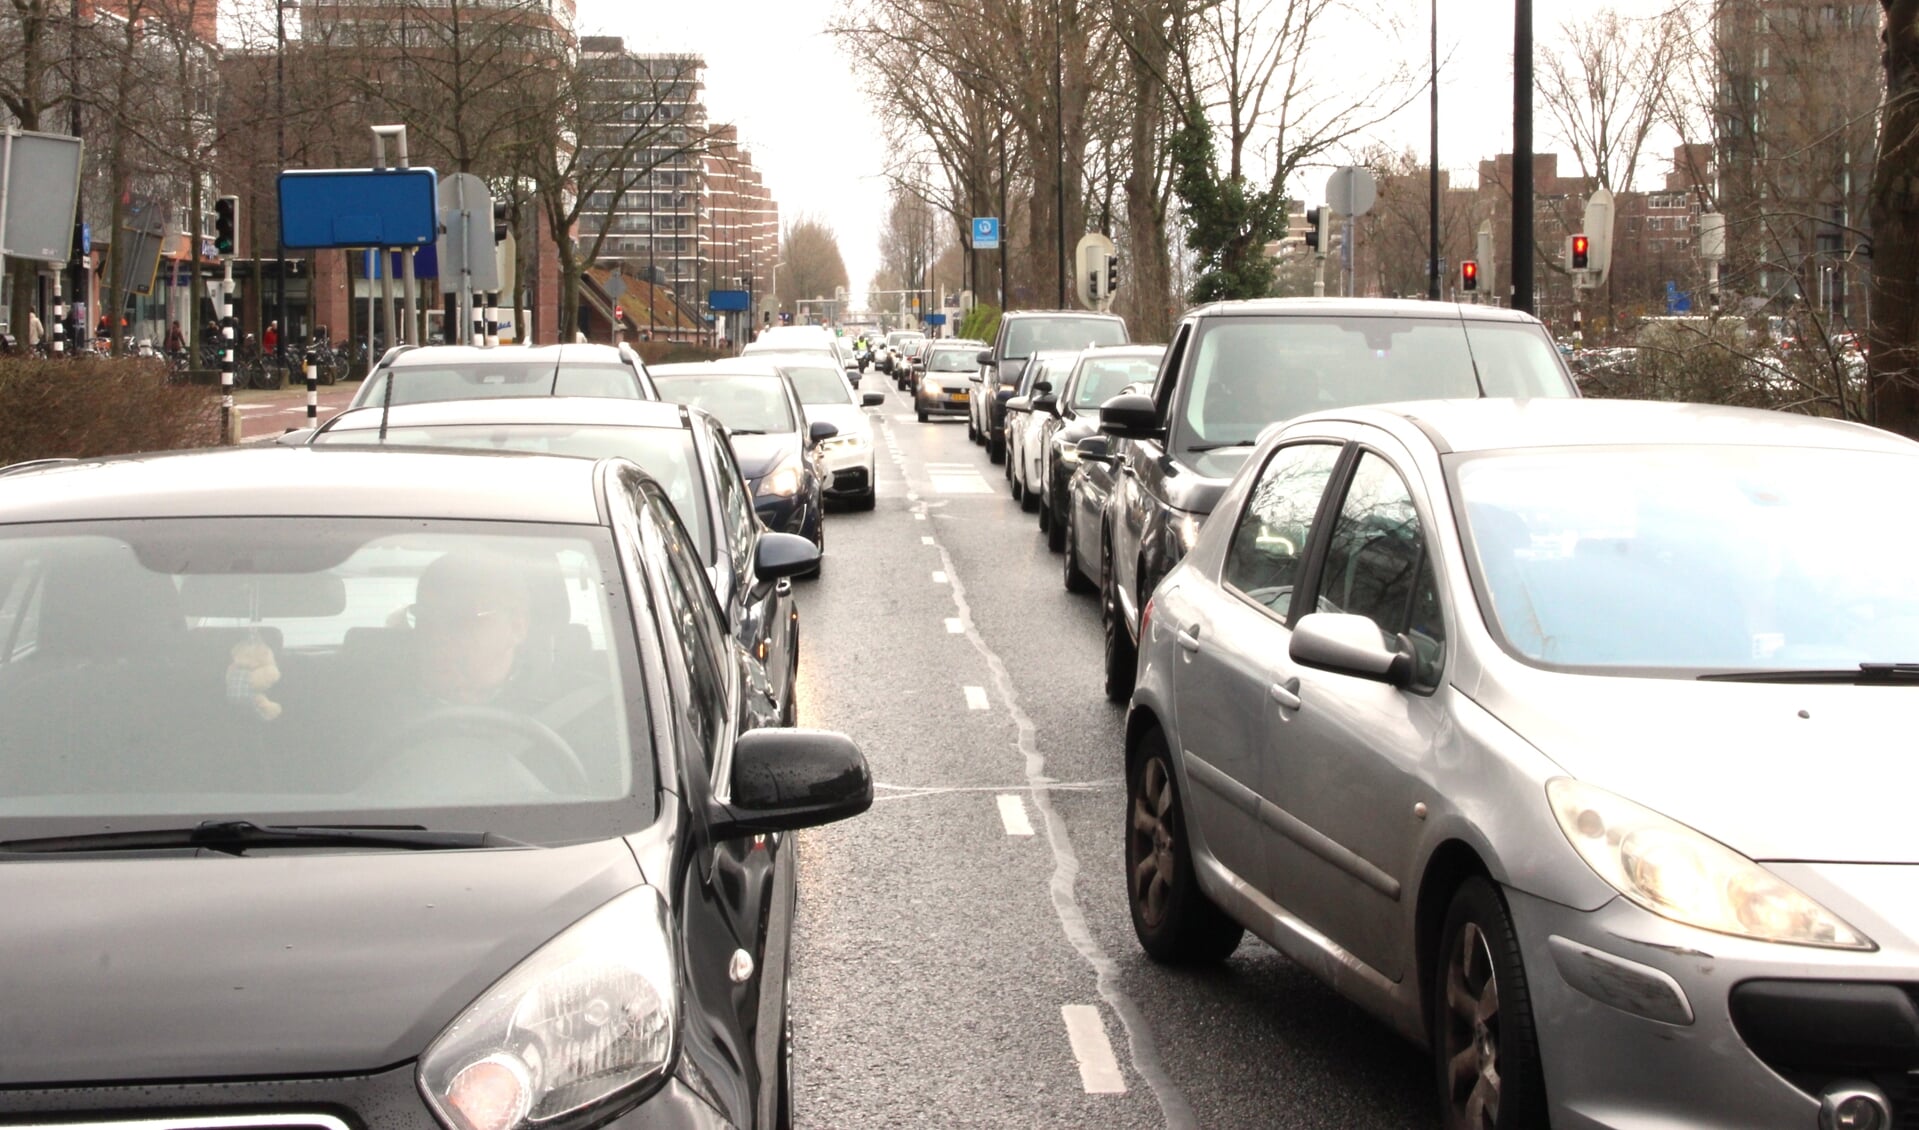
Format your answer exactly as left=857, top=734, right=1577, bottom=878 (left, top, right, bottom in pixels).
left=920, top=376, right=940, bottom=396
left=757, top=461, right=803, bottom=498
left=419, top=888, right=679, bottom=1130
left=1547, top=778, right=1872, bottom=950
left=822, top=432, right=869, bottom=453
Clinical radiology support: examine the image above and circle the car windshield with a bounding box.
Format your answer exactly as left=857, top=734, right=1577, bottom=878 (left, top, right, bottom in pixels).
left=1073, top=356, right=1161, bottom=408
left=1004, top=317, right=1126, bottom=359
left=655, top=375, right=796, bottom=434
left=781, top=365, right=853, bottom=405
left=312, top=425, right=712, bottom=561
left=928, top=349, right=975, bottom=373
left=360, top=362, right=641, bottom=407
left=1177, top=316, right=1573, bottom=474
left=1456, top=446, right=1919, bottom=674
left=0, top=520, right=653, bottom=841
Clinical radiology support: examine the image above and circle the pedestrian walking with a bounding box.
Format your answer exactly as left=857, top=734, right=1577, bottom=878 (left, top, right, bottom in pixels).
left=264, top=320, right=280, bottom=359
left=28, top=310, right=43, bottom=348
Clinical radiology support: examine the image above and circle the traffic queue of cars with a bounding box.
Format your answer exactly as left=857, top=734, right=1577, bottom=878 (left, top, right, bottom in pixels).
left=957, top=297, right=1919, bottom=1130
left=0, top=338, right=877, bottom=1127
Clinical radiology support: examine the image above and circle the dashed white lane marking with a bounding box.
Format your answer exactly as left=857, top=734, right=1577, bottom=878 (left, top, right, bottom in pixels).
left=1062, top=1005, right=1127, bottom=1094
left=925, top=461, right=992, bottom=495
left=914, top=513, right=926, bottom=520
left=963, top=685, right=989, bottom=710
left=932, top=570, right=948, bottom=584
left=922, top=536, right=935, bottom=545
left=997, top=794, right=1035, bottom=836
left=945, top=618, right=964, bottom=634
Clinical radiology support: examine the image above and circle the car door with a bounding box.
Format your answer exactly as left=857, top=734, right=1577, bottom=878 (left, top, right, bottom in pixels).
left=1263, top=443, right=1450, bottom=982
left=1109, top=323, right=1193, bottom=633
left=1166, top=440, right=1345, bottom=893
left=705, top=420, right=795, bottom=721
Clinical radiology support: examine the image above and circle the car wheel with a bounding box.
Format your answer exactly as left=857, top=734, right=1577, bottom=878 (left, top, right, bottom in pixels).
left=1046, top=482, right=1068, bottom=554
left=774, top=1007, right=794, bottom=1130
left=1101, top=546, right=1138, bottom=703
left=1020, top=471, right=1039, bottom=513
left=1433, top=877, right=1547, bottom=1130
left=968, top=415, right=979, bottom=442
left=1036, top=491, right=1051, bottom=532
left=854, top=486, right=877, bottom=511
left=1063, top=504, right=1095, bottom=593
left=1127, top=728, right=1244, bottom=963
left=989, top=434, right=1005, bottom=464
left=917, top=409, right=928, bottom=423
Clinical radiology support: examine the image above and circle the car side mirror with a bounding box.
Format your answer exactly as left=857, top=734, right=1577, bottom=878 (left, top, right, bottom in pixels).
left=1075, top=434, right=1116, bottom=465
left=1289, top=613, right=1414, bottom=688
left=976, top=349, right=993, bottom=366
left=1034, top=381, right=1053, bottom=395
left=754, top=531, right=819, bottom=586
left=861, top=392, right=884, bottom=407
left=1035, top=394, right=1059, bottom=415
left=807, top=420, right=839, bottom=445
left=1006, top=395, right=1031, bottom=412
left=708, top=728, right=873, bottom=839
left=1099, top=392, right=1164, bottom=439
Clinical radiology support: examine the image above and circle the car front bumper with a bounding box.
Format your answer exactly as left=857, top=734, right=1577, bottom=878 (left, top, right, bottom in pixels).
left=817, top=442, right=874, bottom=497
left=916, top=386, right=970, bottom=416
left=1510, top=863, right=1919, bottom=1130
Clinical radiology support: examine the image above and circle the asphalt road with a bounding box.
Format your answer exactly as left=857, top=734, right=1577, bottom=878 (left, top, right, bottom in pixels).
left=786, top=375, right=1438, bottom=1129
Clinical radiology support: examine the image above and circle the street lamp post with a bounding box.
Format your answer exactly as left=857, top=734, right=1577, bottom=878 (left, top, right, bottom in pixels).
left=276, top=0, right=287, bottom=356
left=1513, top=0, right=1534, bottom=314
left=1053, top=0, right=1067, bottom=308
left=1428, top=0, right=1440, bottom=301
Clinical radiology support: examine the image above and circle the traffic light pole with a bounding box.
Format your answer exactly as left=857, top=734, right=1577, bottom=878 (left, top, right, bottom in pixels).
left=1512, top=0, right=1534, bottom=314
left=221, top=263, right=235, bottom=444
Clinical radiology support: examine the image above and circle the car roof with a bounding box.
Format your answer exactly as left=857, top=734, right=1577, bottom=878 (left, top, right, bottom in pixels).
left=739, top=351, right=843, bottom=368
left=0, top=447, right=609, bottom=524
left=1000, top=309, right=1125, bottom=321
left=1181, top=297, right=1542, bottom=324
left=652, top=361, right=784, bottom=379
left=387, top=343, right=636, bottom=366
left=319, top=397, right=694, bottom=433
left=1076, top=344, right=1165, bottom=358
left=1285, top=399, right=1919, bottom=457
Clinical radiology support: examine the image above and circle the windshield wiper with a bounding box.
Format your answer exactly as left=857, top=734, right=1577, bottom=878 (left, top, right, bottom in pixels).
left=1698, top=663, right=1919, bottom=685
left=1187, top=440, right=1256, bottom=453
left=728, top=428, right=768, bottom=435
left=0, top=821, right=521, bottom=855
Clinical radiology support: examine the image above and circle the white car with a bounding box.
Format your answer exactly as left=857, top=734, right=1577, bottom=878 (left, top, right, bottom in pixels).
left=750, top=352, right=883, bottom=510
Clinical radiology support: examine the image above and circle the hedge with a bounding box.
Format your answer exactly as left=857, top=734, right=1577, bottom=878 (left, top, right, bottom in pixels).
left=0, top=357, right=221, bottom=466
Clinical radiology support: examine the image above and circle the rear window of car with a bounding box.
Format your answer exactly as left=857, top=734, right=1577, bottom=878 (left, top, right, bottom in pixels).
left=655, top=375, right=797, bottom=434
left=1004, top=318, right=1126, bottom=359
left=928, top=349, right=975, bottom=372
left=1073, top=357, right=1162, bottom=408
left=362, top=362, right=642, bottom=407
left=783, top=366, right=853, bottom=405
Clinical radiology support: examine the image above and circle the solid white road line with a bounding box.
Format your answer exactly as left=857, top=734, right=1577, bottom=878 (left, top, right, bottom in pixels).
left=945, top=618, right=964, bottom=634
left=996, top=794, right=1035, bottom=836
left=963, top=685, right=989, bottom=710
left=1062, top=1005, right=1128, bottom=1094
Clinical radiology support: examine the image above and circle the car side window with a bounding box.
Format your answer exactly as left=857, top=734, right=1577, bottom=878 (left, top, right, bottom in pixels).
left=1153, top=321, right=1193, bottom=410
left=1314, top=452, right=1446, bottom=689
left=633, top=473, right=731, bottom=773
left=1222, top=442, right=1343, bottom=621
left=705, top=426, right=757, bottom=581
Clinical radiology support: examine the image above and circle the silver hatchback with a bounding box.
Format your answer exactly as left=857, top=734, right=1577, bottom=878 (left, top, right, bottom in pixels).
left=1128, top=399, right=1919, bottom=1130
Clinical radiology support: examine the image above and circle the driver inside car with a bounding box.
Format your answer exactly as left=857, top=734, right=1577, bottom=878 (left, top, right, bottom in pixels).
left=403, top=550, right=534, bottom=707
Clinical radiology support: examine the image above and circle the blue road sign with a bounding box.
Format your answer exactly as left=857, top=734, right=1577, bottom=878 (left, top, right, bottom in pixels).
left=281, top=168, right=439, bottom=250
left=971, top=217, right=1001, bottom=251
left=707, top=289, right=751, bottom=312
left=924, top=313, right=948, bottom=326
left=1665, top=280, right=1692, bottom=315
left=364, top=246, right=438, bottom=279
left=80, top=223, right=91, bottom=256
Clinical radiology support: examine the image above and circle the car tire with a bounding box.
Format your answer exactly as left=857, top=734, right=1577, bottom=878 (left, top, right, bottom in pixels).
left=1020, top=476, right=1039, bottom=512
left=1046, top=489, right=1068, bottom=554
left=853, top=486, right=877, bottom=511
left=1037, top=493, right=1051, bottom=532
left=1063, top=505, right=1095, bottom=593
left=775, top=1007, right=794, bottom=1130
left=1127, top=727, right=1244, bottom=964
left=989, top=435, right=1005, bottom=464
left=1432, top=877, right=1548, bottom=1130
left=968, top=415, right=979, bottom=442
left=1101, top=546, right=1138, bottom=703
left=917, top=409, right=928, bottom=423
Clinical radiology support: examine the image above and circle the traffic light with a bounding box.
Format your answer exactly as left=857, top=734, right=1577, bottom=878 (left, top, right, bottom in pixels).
left=213, top=196, right=238, bottom=257
left=1304, top=207, right=1324, bottom=253
left=492, top=200, right=511, bottom=243
left=1460, top=260, right=1478, bottom=291
left=1571, top=233, right=1590, bottom=271
left=1105, top=253, right=1120, bottom=295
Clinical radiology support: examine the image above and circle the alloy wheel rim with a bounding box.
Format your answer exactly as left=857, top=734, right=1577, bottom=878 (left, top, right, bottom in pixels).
left=1442, top=921, right=1502, bottom=1129
left=1130, top=756, right=1176, bottom=927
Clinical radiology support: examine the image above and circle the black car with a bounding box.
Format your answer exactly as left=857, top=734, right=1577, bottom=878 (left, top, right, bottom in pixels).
left=1002, top=350, right=1079, bottom=506
left=1034, top=346, right=1165, bottom=551
left=652, top=364, right=835, bottom=560
left=0, top=445, right=870, bottom=1127
left=1090, top=298, right=1580, bottom=701
left=309, top=396, right=812, bottom=727
left=972, top=310, right=1128, bottom=463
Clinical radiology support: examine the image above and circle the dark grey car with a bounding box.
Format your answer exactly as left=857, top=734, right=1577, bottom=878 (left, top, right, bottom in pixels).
left=1032, top=345, right=1165, bottom=551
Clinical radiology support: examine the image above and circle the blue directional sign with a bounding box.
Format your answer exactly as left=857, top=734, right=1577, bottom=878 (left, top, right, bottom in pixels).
left=707, top=289, right=752, bottom=312
left=924, top=313, right=948, bottom=326
left=280, top=168, right=439, bottom=250
left=971, top=217, right=1001, bottom=251
left=364, top=246, right=439, bottom=279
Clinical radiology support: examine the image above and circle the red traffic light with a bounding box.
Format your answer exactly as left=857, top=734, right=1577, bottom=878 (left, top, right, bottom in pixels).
left=1461, top=260, right=1478, bottom=291
left=1571, top=234, right=1590, bottom=270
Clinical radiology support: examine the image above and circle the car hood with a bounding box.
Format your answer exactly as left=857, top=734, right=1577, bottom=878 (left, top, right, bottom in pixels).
left=1477, top=668, right=1919, bottom=864
left=803, top=403, right=872, bottom=440
left=0, top=839, right=642, bottom=1084
left=730, top=432, right=803, bottom=481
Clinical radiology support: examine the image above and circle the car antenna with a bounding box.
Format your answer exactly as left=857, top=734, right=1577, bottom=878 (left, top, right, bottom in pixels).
left=378, top=351, right=396, bottom=441
left=1456, top=306, right=1488, bottom=398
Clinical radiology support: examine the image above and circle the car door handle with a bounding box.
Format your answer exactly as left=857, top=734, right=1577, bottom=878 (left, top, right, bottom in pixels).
left=1269, top=677, right=1302, bottom=710
left=1176, top=626, right=1202, bottom=653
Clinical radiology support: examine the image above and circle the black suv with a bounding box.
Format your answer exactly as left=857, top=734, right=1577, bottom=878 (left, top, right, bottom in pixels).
left=1088, top=298, right=1579, bottom=701
left=972, top=310, right=1128, bottom=463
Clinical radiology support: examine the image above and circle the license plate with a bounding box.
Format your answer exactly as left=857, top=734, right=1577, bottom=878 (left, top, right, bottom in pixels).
left=951, top=391, right=969, bottom=401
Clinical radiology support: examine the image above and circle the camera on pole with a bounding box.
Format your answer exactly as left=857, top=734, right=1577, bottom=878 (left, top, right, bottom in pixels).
left=213, top=196, right=238, bottom=257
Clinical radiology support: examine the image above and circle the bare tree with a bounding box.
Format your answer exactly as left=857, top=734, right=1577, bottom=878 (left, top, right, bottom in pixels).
left=778, top=214, right=849, bottom=313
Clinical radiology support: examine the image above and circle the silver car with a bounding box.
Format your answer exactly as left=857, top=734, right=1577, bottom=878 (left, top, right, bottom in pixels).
left=1128, top=398, right=1919, bottom=1130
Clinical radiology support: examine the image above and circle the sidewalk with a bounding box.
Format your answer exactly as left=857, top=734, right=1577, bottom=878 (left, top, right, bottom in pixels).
left=225, top=381, right=362, bottom=442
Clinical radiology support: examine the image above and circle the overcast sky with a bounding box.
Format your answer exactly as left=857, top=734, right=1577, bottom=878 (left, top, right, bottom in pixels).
left=575, top=0, right=1684, bottom=308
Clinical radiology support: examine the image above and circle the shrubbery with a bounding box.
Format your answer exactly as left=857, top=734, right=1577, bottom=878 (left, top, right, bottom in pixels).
left=0, top=357, right=220, bottom=465
left=957, top=303, right=1001, bottom=344
left=1581, top=320, right=1867, bottom=420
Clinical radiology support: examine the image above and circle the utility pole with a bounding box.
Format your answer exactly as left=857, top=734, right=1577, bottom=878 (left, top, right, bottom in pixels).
left=1428, top=0, right=1440, bottom=301
left=1513, top=0, right=1534, bottom=313
left=1053, top=0, right=1067, bottom=308
left=276, top=0, right=287, bottom=356
left=67, top=0, right=83, bottom=354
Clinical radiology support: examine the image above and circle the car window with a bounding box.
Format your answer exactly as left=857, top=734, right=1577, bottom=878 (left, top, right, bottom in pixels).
left=928, top=349, right=974, bottom=373
left=313, top=423, right=711, bottom=563
left=362, top=361, right=641, bottom=406
left=633, top=474, right=731, bottom=774
left=783, top=365, right=853, bottom=405
left=1177, top=317, right=1574, bottom=470
left=1072, top=357, right=1161, bottom=409
left=1004, top=318, right=1126, bottom=359
left=1313, top=452, right=1445, bottom=689
left=654, top=375, right=797, bottom=434
left=0, top=519, right=652, bottom=836
left=1222, top=443, right=1343, bottom=622
left=705, top=426, right=757, bottom=582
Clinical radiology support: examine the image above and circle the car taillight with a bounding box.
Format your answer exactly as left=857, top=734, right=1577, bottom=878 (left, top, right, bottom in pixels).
left=1140, top=596, right=1154, bottom=639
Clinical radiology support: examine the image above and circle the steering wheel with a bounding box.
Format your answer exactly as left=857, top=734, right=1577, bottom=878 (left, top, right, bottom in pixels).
left=373, top=705, right=591, bottom=794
